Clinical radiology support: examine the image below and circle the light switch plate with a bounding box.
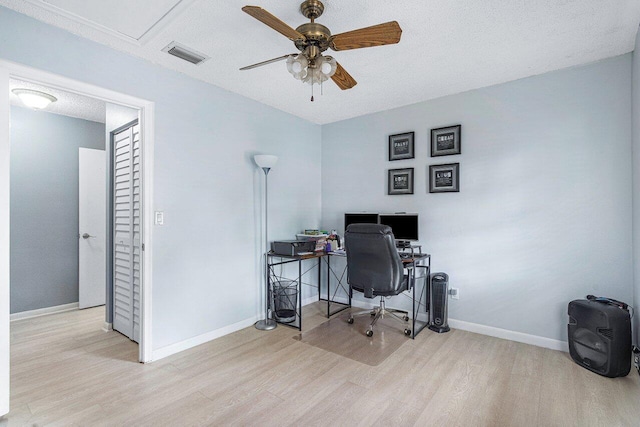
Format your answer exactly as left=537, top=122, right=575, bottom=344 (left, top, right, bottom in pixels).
left=155, top=211, right=164, bottom=225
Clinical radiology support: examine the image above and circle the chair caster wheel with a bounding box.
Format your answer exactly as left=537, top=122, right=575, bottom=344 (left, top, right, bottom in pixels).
left=404, top=329, right=412, bottom=336
left=403, top=315, right=410, bottom=321
left=347, top=317, right=354, bottom=324
left=366, top=329, right=373, bottom=337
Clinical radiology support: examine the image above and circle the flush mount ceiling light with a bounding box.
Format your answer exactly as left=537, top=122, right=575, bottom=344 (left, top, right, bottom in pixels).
left=12, top=88, right=57, bottom=110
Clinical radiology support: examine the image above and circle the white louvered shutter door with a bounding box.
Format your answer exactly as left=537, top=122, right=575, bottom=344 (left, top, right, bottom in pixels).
left=112, top=122, right=141, bottom=342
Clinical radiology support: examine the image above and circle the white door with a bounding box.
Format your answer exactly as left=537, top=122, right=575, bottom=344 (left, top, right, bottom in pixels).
left=112, top=122, right=141, bottom=342
left=78, top=148, right=106, bottom=309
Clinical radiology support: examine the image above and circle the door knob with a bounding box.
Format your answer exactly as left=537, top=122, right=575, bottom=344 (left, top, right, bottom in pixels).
left=81, top=233, right=95, bottom=239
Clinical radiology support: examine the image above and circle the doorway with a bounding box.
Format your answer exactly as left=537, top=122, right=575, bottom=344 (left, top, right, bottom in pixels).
left=0, top=60, right=155, bottom=415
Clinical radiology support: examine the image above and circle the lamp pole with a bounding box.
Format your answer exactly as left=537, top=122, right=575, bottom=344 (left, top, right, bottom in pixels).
left=254, top=155, right=278, bottom=331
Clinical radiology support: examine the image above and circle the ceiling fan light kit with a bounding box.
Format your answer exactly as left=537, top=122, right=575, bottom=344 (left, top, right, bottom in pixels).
left=241, top=0, right=402, bottom=101
left=286, top=53, right=337, bottom=84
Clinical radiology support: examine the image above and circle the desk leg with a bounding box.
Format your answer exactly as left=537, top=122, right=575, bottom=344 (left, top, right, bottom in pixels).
left=410, top=257, right=430, bottom=339
left=426, top=259, right=431, bottom=314
left=326, top=255, right=330, bottom=318
left=412, top=267, right=416, bottom=339
left=321, top=256, right=351, bottom=318
left=298, top=259, right=302, bottom=331
left=317, top=257, right=322, bottom=303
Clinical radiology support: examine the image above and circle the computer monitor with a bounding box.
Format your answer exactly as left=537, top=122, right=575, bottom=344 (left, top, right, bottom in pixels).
left=344, top=213, right=379, bottom=231
left=378, top=213, right=419, bottom=242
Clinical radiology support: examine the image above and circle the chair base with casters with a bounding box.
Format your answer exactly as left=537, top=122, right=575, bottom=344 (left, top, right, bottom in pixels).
left=347, top=298, right=412, bottom=337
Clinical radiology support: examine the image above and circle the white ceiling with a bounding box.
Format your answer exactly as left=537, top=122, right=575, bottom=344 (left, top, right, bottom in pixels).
left=3, top=0, right=640, bottom=124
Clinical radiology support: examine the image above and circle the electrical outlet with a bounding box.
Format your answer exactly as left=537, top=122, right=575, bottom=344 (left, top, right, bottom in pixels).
left=449, top=288, right=459, bottom=300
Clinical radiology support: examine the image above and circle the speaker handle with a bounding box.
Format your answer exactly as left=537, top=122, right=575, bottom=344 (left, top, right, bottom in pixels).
left=586, top=294, right=629, bottom=312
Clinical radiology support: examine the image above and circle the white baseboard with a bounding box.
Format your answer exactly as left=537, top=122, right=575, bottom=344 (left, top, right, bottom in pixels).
left=448, top=318, right=569, bottom=352
left=152, top=314, right=260, bottom=362
left=10, top=302, right=79, bottom=321
left=102, top=322, right=113, bottom=332
left=312, top=296, right=567, bottom=352
left=153, top=295, right=337, bottom=362
left=152, top=296, right=567, bottom=363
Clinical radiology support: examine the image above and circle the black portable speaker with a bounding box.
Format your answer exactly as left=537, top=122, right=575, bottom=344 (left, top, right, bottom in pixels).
left=428, top=272, right=450, bottom=333
left=567, top=298, right=631, bottom=378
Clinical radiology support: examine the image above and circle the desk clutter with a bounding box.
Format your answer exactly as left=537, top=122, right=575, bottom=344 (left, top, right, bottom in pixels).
left=273, top=229, right=342, bottom=255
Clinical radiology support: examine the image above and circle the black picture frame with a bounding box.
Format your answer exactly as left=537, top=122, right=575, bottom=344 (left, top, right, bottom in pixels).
left=429, top=163, right=459, bottom=193
left=389, top=132, right=415, bottom=161
left=431, top=125, right=461, bottom=157
left=388, top=168, right=414, bottom=195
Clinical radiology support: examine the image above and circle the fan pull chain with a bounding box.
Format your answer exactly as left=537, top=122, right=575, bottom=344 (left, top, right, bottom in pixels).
left=311, top=74, right=314, bottom=102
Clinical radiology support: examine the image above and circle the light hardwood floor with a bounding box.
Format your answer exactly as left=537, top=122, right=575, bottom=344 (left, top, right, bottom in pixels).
left=2, top=303, right=640, bottom=426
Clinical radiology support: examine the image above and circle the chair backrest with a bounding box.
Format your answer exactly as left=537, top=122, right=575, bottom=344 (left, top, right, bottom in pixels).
left=345, top=223, right=406, bottom=298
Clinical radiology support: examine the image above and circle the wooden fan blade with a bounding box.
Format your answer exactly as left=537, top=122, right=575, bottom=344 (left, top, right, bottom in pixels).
left=242, top=6, right=305, bottom=41
left=330, top=21, right=402, bottom=51
left=240, top=54, right=297, bottom=70
left=331, top=62, right=357, bottom=90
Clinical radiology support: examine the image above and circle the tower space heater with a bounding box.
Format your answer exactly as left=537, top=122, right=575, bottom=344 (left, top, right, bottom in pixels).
left=428, top=272, right=450, bottom=333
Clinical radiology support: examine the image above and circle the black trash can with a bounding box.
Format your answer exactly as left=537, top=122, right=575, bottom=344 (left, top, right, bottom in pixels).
left=273, top=279, right=298, bottom=323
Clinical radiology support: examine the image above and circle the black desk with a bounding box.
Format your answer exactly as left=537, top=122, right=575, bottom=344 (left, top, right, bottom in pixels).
left=266, top=251, right=431, bottom=339
left=402, top=253, right=431, bottom=339
left=320, top=251, right=351, bottom=318
left=266, top=251, right=350, bottom=331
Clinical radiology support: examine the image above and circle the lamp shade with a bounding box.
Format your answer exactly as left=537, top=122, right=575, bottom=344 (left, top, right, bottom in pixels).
left=254, top=154, right=278, bottom=169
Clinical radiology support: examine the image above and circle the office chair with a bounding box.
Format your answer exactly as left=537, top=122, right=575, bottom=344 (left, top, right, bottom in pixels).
left=344, top=223, right=411, bottom=337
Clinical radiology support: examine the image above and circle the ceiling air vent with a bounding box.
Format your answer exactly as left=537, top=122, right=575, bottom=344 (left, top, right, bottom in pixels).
left=162, top=42, right=209, bottom=65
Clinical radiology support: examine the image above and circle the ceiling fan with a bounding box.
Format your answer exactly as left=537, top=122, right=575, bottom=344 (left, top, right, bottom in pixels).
left=240, top=0, right=402, bottom=100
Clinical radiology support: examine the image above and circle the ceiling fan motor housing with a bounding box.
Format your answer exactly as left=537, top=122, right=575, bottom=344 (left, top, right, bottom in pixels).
left=295, top=23, right=331, bottom=54
left=300, top=0, right=324, bottom=20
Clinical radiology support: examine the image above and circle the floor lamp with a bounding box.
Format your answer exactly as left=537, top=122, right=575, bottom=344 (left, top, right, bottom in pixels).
left=254, top=154, right=278, bottom=331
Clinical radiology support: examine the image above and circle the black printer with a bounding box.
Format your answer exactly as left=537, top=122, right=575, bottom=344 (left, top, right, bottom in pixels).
left=271, top=240, right=316, bottom=256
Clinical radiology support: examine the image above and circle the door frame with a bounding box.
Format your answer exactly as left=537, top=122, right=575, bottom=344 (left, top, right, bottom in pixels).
left=0, top=59, right=155, bottom=414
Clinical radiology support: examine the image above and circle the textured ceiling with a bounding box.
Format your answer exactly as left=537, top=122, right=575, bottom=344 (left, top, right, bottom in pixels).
left=10, top=78, right=106, bottom=123
left=2, top=0, right=640, bottom=124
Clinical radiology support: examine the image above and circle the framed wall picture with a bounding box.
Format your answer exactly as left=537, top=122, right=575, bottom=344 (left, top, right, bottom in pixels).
left=388, top=168, right=414, bottom=195
left=431, top=125, right=461, bottom=157
left=429, top=163, right=459, bottom=193
left=389, top=132, right=415, bottom=161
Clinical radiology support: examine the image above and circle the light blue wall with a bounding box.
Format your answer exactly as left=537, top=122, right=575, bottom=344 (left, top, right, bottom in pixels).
left=0, top=7, right=321, bottom=349
left=10, top=107, right=105, bottom=313
left=322, top=55, right=633, bottom=343
left=633, top=25, right=640, bottom=345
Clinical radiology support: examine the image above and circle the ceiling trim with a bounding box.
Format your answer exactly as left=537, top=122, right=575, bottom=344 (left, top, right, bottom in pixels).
left=22, top=0, right=199, bottom=45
